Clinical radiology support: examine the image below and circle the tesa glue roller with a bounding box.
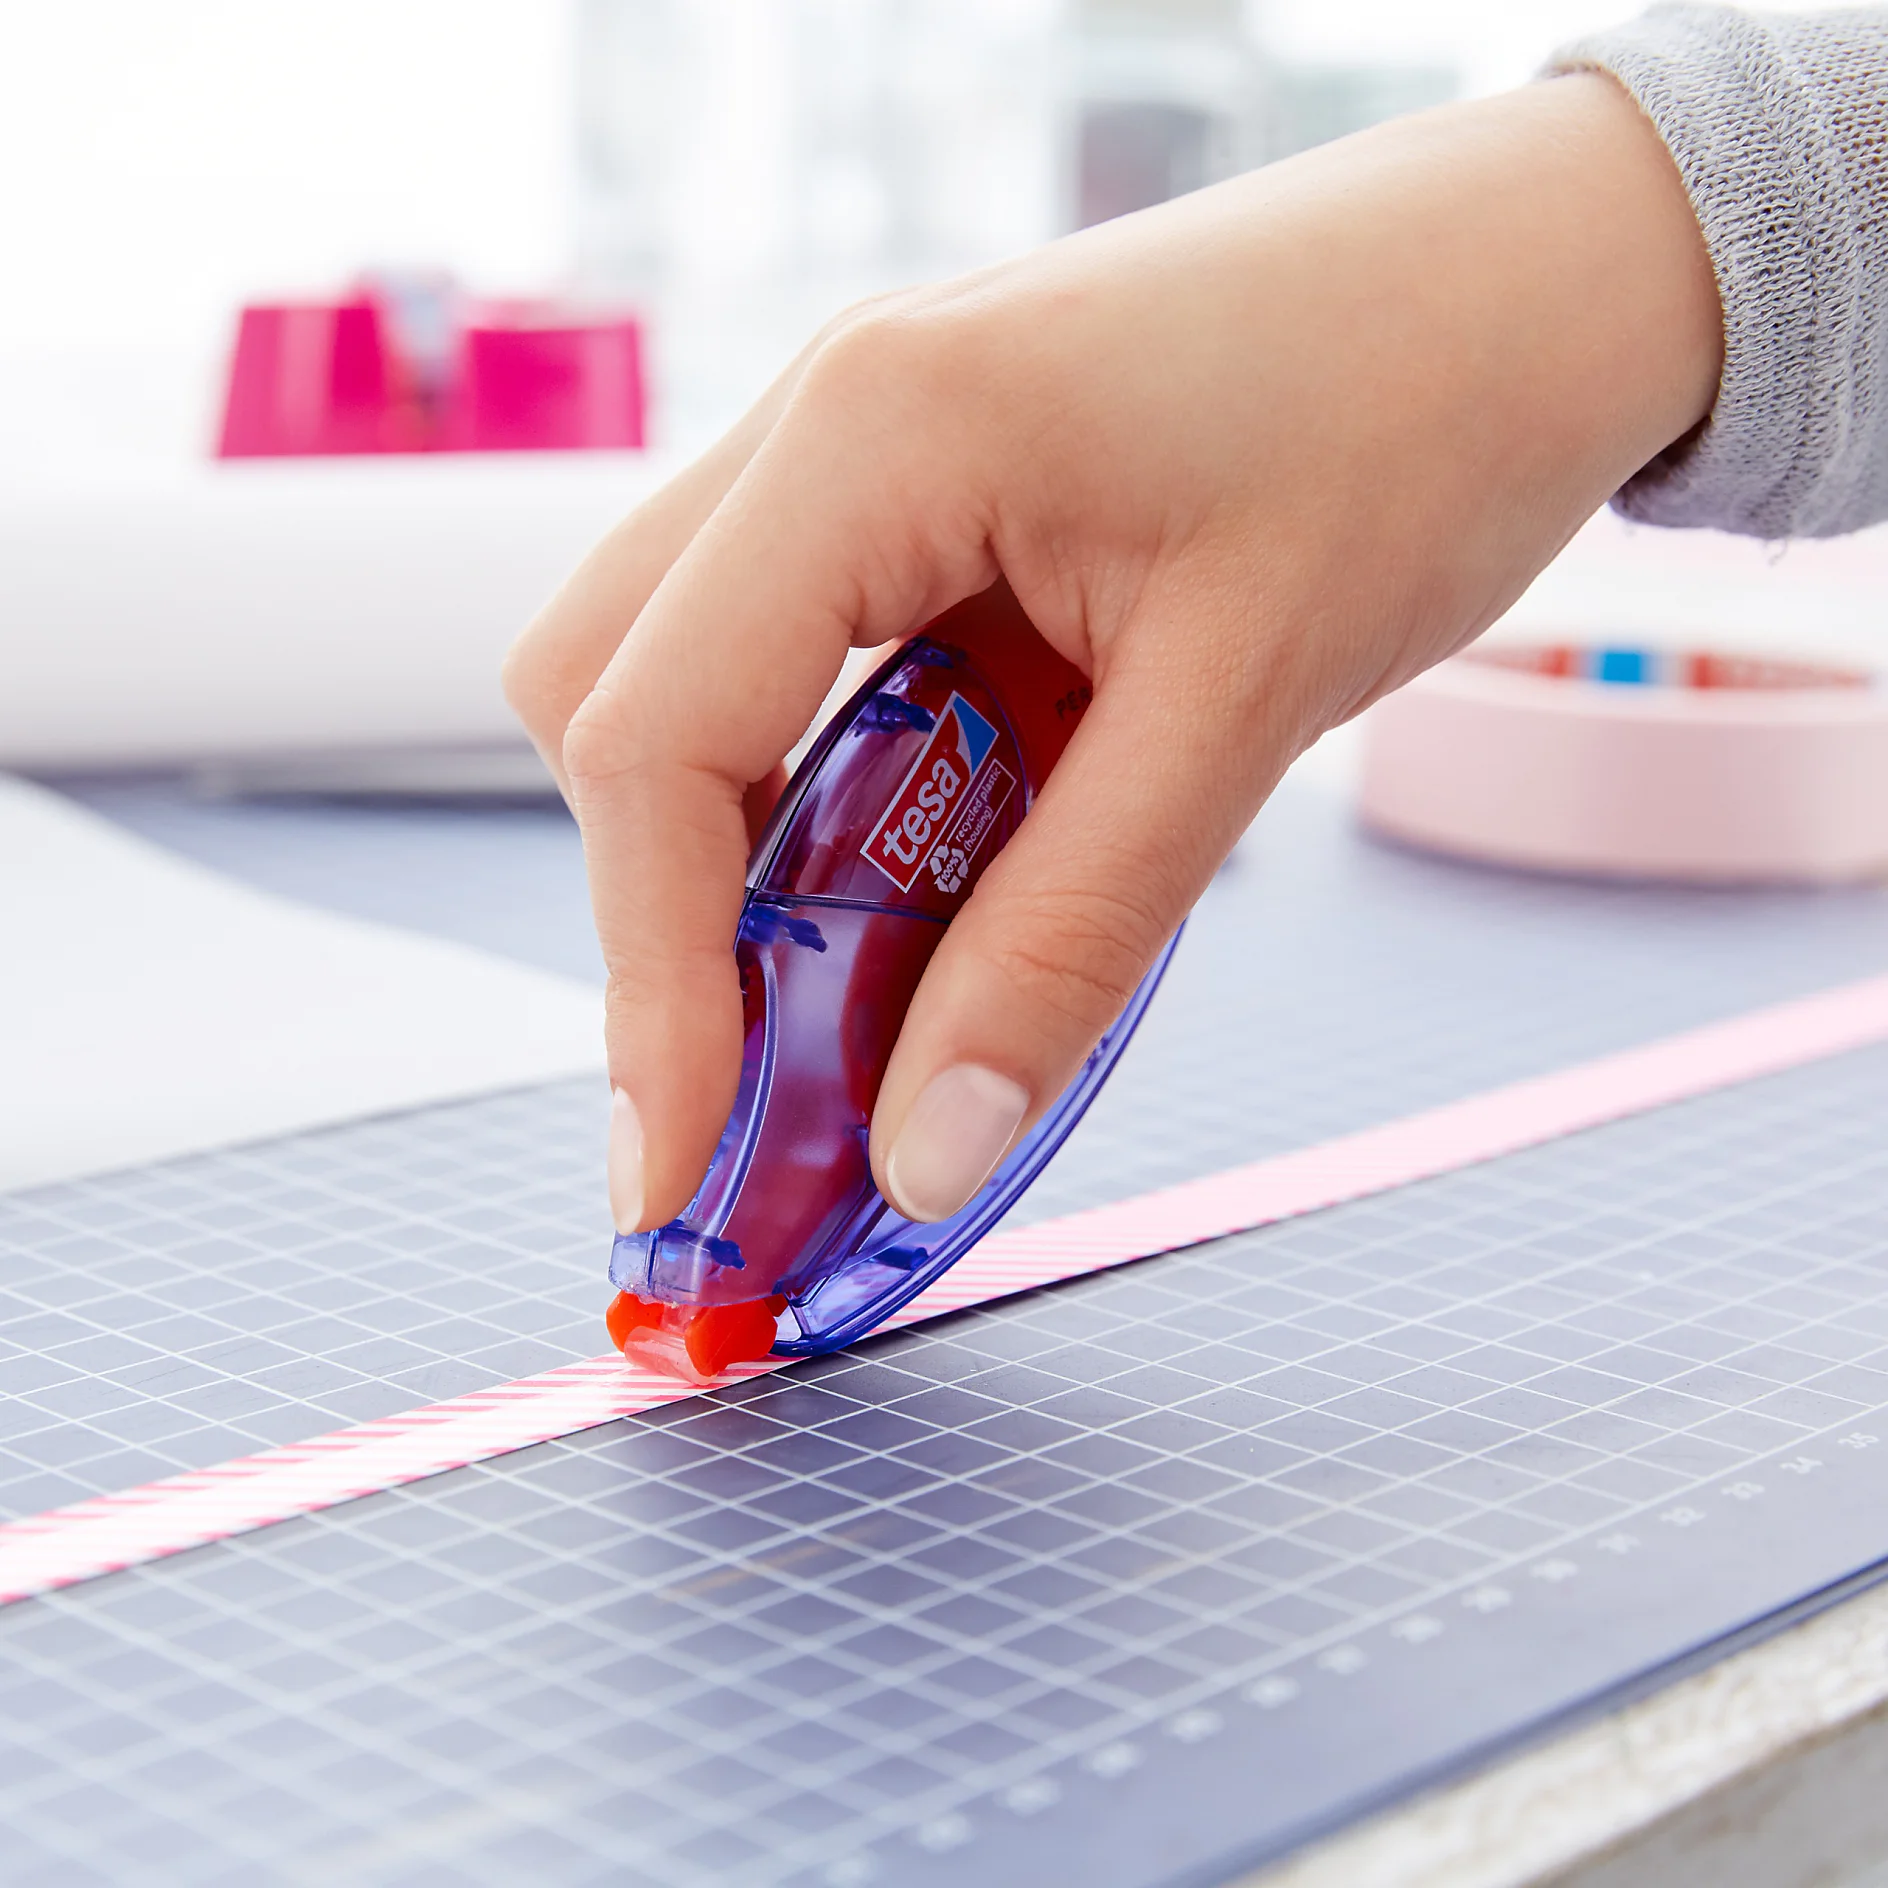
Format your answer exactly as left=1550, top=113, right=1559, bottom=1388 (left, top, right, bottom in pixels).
left=605, top=582, right=1179, bottom=1381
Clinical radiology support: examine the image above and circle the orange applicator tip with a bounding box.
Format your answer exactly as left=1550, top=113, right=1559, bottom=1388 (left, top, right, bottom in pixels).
left=607, top=1291, right=788, bottom=1381
left=683, top=1297, right=787, bottom=1378
left=605, top=1289, right=662, bottom=1353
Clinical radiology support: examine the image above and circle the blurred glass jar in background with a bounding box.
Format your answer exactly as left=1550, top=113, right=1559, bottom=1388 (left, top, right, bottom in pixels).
left=573, top=0, right=1453, bottom=452
left=1070, top=0, right=1262, bottom=229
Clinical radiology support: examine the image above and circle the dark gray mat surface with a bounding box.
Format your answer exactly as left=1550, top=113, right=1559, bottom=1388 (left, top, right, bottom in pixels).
left=7, top=776, right=1888, bottom=1885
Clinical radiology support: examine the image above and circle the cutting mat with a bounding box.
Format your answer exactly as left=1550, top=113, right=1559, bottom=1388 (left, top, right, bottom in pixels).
left=7, top=777, right=1888, bottom=1886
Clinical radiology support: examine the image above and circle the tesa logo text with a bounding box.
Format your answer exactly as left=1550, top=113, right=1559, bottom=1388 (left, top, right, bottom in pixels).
left=862, top=693, right=999, bottom=893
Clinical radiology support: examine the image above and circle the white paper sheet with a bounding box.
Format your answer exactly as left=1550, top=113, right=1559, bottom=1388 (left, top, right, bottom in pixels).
left=0, top=452, right=668, bottom=770
left=0, top=776, right=605, bottom=1193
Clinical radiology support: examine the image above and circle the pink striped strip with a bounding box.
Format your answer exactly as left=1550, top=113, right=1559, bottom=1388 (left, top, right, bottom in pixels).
left=920, top=969, right=1888, bottom=1311
left=6, top=969, right=1888, bottom=1606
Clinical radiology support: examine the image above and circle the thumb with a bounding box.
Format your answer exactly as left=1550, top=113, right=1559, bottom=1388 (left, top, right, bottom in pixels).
left=868, top=585, right=1307, bottom=1221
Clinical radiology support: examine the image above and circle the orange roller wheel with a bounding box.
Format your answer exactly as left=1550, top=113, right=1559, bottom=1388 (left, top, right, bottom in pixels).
left=605, top=1290, right=663, bottom=1353
left=682, top=1298, right=787, bottom=1379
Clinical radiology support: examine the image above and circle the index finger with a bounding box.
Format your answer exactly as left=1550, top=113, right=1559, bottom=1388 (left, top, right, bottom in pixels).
left=562, top=325, right=997, bottom=1230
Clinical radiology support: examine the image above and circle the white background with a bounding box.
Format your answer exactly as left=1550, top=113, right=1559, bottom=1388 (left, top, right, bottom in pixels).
left=3, top=0, right=1881, bottom=772
left=0, top=0, right=571, bottom=353
left=0, top=0, right=1764, bottom=358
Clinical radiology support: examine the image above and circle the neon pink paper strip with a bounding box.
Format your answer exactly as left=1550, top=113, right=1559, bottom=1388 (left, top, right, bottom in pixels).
left=7, top=969, right=1888, bottom=1607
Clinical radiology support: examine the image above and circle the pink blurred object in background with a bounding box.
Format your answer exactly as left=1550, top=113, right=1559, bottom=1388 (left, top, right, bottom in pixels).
left=450, top=319, right=644, bottom=452
left=216, top=280, right=644, bottom=457
left=1359, top=644, right=1888, bottom=885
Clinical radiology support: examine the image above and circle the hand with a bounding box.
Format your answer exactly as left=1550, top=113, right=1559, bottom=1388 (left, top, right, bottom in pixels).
left=504, top=73, right=1721, bottom=1234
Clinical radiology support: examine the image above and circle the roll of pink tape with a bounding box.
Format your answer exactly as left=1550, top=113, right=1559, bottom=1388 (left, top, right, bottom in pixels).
left=1359, top=643, right=1888, bottom=884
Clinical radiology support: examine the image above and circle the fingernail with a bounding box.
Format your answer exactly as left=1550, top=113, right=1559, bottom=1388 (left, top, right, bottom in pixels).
left=608, top=1087, right=645, bottom=1233
left=884, top=1065, right=1029, bottom=1223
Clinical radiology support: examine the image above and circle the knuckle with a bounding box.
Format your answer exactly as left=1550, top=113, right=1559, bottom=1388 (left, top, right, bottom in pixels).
left=560, top=691, right=637, bottom=801
left=984, top=887, right=1168, bottom=1039
left=803, top=299, right=981, bottom=419
left=806, top=315, right=909, bottom=402
left=499, top=625, right=551, bottom=725
left=810, top=285, right=924, bottom=351
left=502, top=600, right=612, bottom=757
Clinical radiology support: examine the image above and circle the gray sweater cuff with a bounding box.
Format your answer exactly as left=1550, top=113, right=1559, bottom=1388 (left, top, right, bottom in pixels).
left=1551, top=5, right=1888, bottom=539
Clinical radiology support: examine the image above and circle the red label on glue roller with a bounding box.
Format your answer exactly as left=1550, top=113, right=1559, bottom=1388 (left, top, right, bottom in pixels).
left=861, top=691, right=1013, bottom=894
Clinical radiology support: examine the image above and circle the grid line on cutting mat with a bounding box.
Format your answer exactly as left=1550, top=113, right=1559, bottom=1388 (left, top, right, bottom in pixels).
left=8, top=1044, right=1888, bottom=1886
left=12, top=808, right=1888, bottom=1532
left=14, top=963, right=1888, bottom=1611
left=12, top=784, right=1888, bottom=1888
left=0, top=1083, right=607, bottom=1521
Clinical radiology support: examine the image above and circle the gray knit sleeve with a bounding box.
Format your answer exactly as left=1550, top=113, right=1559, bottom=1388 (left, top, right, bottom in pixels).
left=1549, top=5, right=1888, bottom=538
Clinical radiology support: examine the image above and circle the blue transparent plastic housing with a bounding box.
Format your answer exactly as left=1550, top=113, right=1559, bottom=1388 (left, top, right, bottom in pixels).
left=607, top=585, right=1177, bottom=1371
